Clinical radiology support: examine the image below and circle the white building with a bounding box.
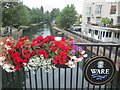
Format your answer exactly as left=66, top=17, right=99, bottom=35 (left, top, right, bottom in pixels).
left=82, top=0, right=120, bottom=43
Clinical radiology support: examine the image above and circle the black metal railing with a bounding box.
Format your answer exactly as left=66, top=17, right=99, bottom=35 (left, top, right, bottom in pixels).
left=2, top=43, right=120, bottom=90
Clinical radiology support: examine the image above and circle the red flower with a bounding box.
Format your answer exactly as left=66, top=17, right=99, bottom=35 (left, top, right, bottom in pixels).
left=59, top=60, right=65, bottom=64
left=31, top=50, right=36, bottom=55
left=18, top=38, right=23, bottom=42
left=22, top=59, right=28, bottom=63
left=22, top=50, right=30, bottom=53
left=23, top=36, right=28, bottom=40
left=15, top=52, right=21, bottom=56
left=37, top=49, right=43, bottom=55
left=67, top=38, right=73, bottom=41
left=43, top=54, right=48, bottom=59
left=62, top=56, right=67, bottom=60
left=51, top=47, right=57, bottom=51
left=42, top=50, right=47, bottom=54
left=62, top=37, right=65, bottom=41
left=43, top=35, right=55, bottom=43
left=25, top=45, right=29, bottom=48
left=23, top=54, right=30, bottom=58
left=8, top=49, right=14, bottom=54
left=52, top=59, right=57, bottom=64
left=7, top=41, right=12, bottom=45
left=31, top=38, right=38, bottom=42
left=14, top=66, right=20, bottom=70
left=12, top=46, right=17, bottom=49
left=31, top=42, right=37, bottom=47
left=36, top=35, right=43, bottom=41
left=54, top=55, right=61, bottom=60
left=58, top=51, right=67, bottom=56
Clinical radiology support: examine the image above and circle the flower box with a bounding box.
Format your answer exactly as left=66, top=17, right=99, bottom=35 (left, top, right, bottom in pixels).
left=0, top=35, right=87, bottom=73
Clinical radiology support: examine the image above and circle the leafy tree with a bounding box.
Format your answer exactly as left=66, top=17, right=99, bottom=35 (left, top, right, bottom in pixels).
left=31, top=8, right=44, bottom=23
left=56, top=4, right=77, bottom=29
left=2, top=2, right=19, bottom=8
left=2, top=2, right=20, bottom=26
left=50, top=8, right=60, bottom=22
left=2, top=2, right=31, bottom=26
left=44, top=11, right=50, bottom=23
left=40, top=6, right=44, bottom=13
left=15, top=5, right=31, bottom=25
left=101, top=17, right=111, bottom=26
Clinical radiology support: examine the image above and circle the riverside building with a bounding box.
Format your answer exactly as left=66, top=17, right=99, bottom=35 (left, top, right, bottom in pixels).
left=82, top=0, right=120, bottom=43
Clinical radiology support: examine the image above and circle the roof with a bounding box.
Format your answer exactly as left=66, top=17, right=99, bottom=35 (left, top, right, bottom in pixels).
left=85, top=25, right=120, bottom=32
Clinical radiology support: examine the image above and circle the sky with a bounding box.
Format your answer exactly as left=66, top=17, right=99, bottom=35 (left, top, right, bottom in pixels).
left=23, top=0, right=84, bottom=14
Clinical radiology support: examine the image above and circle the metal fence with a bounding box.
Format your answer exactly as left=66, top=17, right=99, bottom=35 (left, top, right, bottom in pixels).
left=2, top=43, right=120, bottom=90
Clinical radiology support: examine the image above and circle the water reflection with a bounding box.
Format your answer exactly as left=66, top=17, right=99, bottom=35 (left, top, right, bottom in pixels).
left=23, top=24, right=51, bottom=39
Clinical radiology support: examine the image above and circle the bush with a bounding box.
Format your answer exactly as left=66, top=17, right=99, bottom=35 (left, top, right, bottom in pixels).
left=107, top=25, right=120, bottom=28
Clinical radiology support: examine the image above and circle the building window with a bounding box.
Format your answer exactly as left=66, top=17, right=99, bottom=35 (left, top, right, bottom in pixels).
left=95, top=30, right=98, bottom=35
left=106, top=32, right=109, bottom=37
left=114, top=32, right=117, bottom=38
left=87, top=17, right=91, bottom=23
left=96, top=17, right=101, bottom=24
left=110, top=5, right=116, bottom=14
left=86, top=7, right=91, bottom=15
left=117, top=17, right=120, bottom=25
left=103, top=31, right=105, bottom=37
left=117, top=33, right=119, bottom=39
left=89, top=29, right=91, bottom=33
left=109, top=32, right=112, bottom=37
left=95, top=5, right=102, bottom=14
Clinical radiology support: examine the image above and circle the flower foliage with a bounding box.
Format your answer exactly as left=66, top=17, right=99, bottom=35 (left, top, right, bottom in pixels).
left=0, top=35, right=87, bottom=73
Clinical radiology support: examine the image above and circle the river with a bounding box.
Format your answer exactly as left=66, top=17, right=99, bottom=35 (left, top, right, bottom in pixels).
left=23, top=24, right=52, bottom=39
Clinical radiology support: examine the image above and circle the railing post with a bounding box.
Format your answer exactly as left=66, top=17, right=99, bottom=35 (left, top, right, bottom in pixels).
left=0, top=68, right=2, bottom=90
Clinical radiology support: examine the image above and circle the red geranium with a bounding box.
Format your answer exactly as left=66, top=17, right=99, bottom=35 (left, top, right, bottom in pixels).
left=23, top=54, right=31, bottom=58
left=8, top=49, right=14, bottom=54
left=52, top=59, right=57, bottom=64
left=59, top=60, right=65, bottom=64
left=22, top=49, right=30, bottom=53
left=7, top=41, right=12, bottom=45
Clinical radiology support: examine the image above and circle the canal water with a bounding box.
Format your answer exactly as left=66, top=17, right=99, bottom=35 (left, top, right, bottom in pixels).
left=23, top=24, right=51, bottom=39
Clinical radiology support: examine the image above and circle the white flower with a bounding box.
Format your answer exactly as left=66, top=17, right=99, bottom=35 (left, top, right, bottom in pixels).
left=0, top=41, right=4, bottom=45
left=6, top=38, right=10, bottom=41
left=23, top=63, right=27, bottom=66
left=0, top=56, right=6, bottom=61
left=67, top=61, right=75, bottom=68
left=55, top=37, right=62, bottom=41
left=70, top=56, right=77, bottom=60
left=4, top=45, right=11, bottom=50
left=81, top=50, right=85, bottom=54
left=75, top=58, right=83, bottom=62
left=0, top=62, right=3, bottom=66
left=5, top=68, right=15, bottom=72
left=3, top=64, right=11, bottom=69
left=83, top=54, right=88, bottom=57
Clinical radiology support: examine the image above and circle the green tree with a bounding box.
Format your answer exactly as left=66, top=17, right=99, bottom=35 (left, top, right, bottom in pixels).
left=44, top=11, right=50, bottom=23
left=15, top=5, right=31, bottom=25
left=101, top=17, right=111, bottom=26
left=31, top=8, right=44, bottom=23
left=56, top=4, right=77, bottom=29
left=2, top=2, right=20, bottom=26
left=50, top=8, right=60, bottom=22
left=2, top=2, right=31, bottom=26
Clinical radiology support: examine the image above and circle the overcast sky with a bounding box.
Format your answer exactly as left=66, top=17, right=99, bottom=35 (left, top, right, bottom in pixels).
left=23, top=0, right=84, bottom=14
